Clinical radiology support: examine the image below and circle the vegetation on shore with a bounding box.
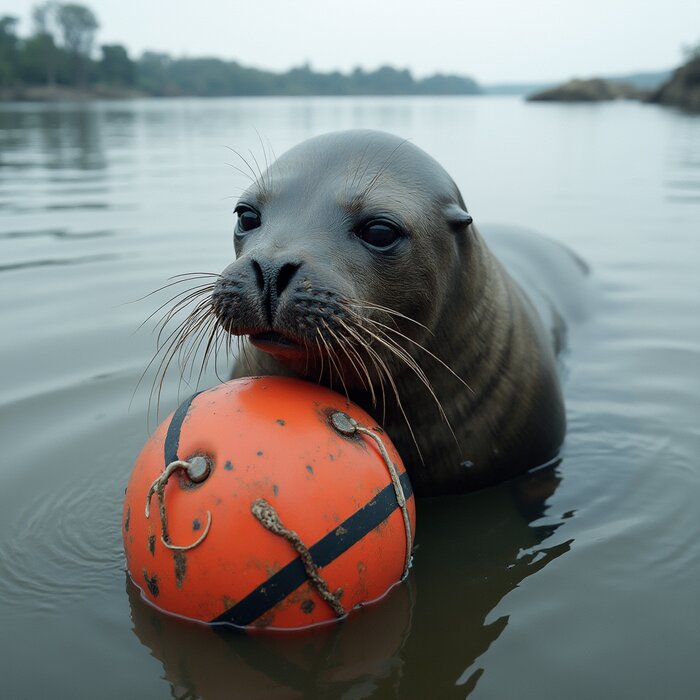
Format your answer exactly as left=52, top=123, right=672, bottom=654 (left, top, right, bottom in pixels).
left=0, top=2, right=480, bottom=99
left=649, top=47, right=700, bottom=111
left=526, top=43, right=700, bottom=111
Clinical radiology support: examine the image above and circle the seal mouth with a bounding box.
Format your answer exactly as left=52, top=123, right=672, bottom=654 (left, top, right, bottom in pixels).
left=249, top=331, right=307, bottom=356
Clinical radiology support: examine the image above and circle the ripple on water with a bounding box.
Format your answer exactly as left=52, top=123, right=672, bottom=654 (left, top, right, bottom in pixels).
left=0, top=374, right=157, bottom=614
left=0, top=364, right=220, bottom=616
left=0, top=467, right=126, bottom=612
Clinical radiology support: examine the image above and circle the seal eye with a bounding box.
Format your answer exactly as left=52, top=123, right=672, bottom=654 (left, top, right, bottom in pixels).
left=356, top=220, right=402, bottom=250
left=234, top=205, right=261, bottom=234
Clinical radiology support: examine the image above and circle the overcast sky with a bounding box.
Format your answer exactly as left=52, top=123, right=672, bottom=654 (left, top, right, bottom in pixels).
left=4, top=0, right=700, bottom=83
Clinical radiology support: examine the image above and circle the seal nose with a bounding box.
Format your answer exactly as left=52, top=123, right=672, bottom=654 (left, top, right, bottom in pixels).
left=250, top=258, right=301, bottom=325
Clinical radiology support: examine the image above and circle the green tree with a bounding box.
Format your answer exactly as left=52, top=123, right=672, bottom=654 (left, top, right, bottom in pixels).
left=56, top=3, right=98, bottom=86
left=136, top=51, right=172, bottom=95
left=99, top=44, right=133, bottom=86
left=0, top=16, right=19, bottom=87
left=32, top=1, right=60, bottom=85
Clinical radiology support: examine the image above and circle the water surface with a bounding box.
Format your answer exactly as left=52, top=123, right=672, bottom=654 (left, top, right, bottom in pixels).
left=0, top=96, right=699, bottom=699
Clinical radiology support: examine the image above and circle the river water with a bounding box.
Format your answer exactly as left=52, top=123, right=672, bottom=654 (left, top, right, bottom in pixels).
left=0, top=96, right=698, bottom=699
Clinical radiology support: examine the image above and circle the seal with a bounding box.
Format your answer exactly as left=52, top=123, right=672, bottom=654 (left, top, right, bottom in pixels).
left=209, top=129, right=566, bottom=496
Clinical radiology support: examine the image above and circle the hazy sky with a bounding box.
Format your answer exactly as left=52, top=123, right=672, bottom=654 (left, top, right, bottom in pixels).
left=4, top=0, right=700, bottom=83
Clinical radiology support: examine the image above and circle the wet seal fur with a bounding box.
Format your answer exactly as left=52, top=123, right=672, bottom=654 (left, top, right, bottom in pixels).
left=211, top=130, right=566, bottom=496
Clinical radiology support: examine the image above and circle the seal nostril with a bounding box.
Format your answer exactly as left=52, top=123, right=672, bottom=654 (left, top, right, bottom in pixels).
left=251, top=259, right=265, bottom=293
left=276, top=262, right=301, bottom=297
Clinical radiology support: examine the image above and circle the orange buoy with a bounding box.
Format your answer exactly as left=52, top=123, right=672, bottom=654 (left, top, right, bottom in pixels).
left=122, top=376, right=415, bottom=630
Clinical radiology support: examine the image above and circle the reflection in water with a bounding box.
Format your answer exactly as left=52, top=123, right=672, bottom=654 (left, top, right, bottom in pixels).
left=129, top=574, right=413, bottom=700
left=0, top=106, right=107, bottom=172
left=0, top=228, right=114, bottom=240
left=128, top=463, right=569, bottom=699
left=0, top=252, right=119, bottom=273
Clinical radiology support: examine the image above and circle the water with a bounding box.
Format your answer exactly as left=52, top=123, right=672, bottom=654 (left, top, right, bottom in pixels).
left=0, top=96, right=698, bottom=699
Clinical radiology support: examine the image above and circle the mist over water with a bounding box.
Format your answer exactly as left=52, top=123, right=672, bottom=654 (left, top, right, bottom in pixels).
left=0, top=96, right=699, bottom=699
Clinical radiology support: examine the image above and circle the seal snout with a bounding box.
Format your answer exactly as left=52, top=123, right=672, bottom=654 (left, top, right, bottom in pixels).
left=211, top=254, right=353, bottom=358
left=249, top=257, right=302, bottom=325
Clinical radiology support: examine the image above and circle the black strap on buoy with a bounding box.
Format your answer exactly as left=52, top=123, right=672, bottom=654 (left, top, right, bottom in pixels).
left=211, top=471, right=413, bottom=628
left=164, top=391, right=202, bottom=466
left=144, top=391, right=212, bottom=551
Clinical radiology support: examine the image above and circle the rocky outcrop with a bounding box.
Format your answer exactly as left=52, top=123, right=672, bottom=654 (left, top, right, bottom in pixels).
left=649, top=57, right=700, bottom=112
left=527, top=78, right=647, bottom=102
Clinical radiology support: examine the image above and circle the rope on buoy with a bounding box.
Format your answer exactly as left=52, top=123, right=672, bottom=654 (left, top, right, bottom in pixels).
left=330, top=412, right=413, bottom=578
left=145, top=459, right=212, bottom=551
left=251, top=498, right=346, bottom=617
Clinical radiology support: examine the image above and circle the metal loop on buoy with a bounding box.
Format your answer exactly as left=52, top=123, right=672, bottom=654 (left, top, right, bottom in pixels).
left=145, top=457, right=213, bottom=551
left=329, top=411, right=413, bottom=578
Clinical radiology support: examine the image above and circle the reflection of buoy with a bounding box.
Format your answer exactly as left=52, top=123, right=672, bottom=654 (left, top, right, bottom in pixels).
left=126, top=567, right=415, bottom=698
left=122, top=377, right=415, bottom=630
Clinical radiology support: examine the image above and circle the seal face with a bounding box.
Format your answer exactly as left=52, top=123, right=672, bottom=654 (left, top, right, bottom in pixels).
left=211, top=129, right=566, bottom=496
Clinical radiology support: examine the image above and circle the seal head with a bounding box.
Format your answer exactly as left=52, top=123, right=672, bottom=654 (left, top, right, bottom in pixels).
left=212, top=129, right=565, bottom=495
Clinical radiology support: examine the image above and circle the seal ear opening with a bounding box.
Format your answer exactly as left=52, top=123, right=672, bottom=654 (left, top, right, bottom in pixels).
left=444, top=203, right=473, bottom=231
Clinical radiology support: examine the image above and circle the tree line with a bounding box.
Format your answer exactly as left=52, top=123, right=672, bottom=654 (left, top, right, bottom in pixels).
left=0, top=3, right=480, bottom=97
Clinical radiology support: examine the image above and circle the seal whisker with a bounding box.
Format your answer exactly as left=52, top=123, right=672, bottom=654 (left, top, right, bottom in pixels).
left=321, top=321, right=363, bottom=404
left=325, top=331, right=351, bottom=405
left=146, top=322, right=194, bottom=423
left=223, top=146, right=260, bottom=183
left=339, top=318, right=423, bottom=462
left=248, top=147, right=267, bottom=196
left=195, top=315, right=224, bottom=387
left=360, top=320, right=453, bottom=420
left=314, top=335, right=326, bottom=385
left=354, top=316, right=460, bottom=449
left=254, top=129, right=274, bottom=196
left=345, top=299, right=434, bottom=334
left=225, top=160, right=258, bottom=183
left=133, top=280, right=216, bottom=338
left=132, top=293, right=214, bottom=420
left=318, top=328, right=344, bottom=397
left=316, top=330, right=334, bottom=391
left=148, top=302, right=215, bottom=419
left=160, top=308, right=211, bottom=389
left=149, top=285, right=217, bottom=341
left=337, top=316, right=387, bottom=420
left=148, top=283, right=216, bottom=336
left=237, top=335, right=254, bottom=376
left=224, top=145, right=273, bottom=203
left=181, top=308, right=217, bottom=381
left=172, top=311, right=218, bottom=393
left=128, top=272, right=219, bottom=306
left=360, top=139, right=410, bottom=200
left=157, top=295, right=215, bottom=350
left=325, top=321, right=377, bottom=408
left=168, top=272, right=222, bottom=280
left=210, top=322, right=227, bottom=385
left=345, top=141, right=374, bottom=196
left=368, top=317, right=474, bottom=393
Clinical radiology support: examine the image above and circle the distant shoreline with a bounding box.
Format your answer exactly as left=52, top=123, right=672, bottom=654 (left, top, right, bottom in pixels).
left=0, top=85, right=147, bottom=102
left=0, top=74, right=673, bottom=104
left=0, top=86, right=495, bottom=103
